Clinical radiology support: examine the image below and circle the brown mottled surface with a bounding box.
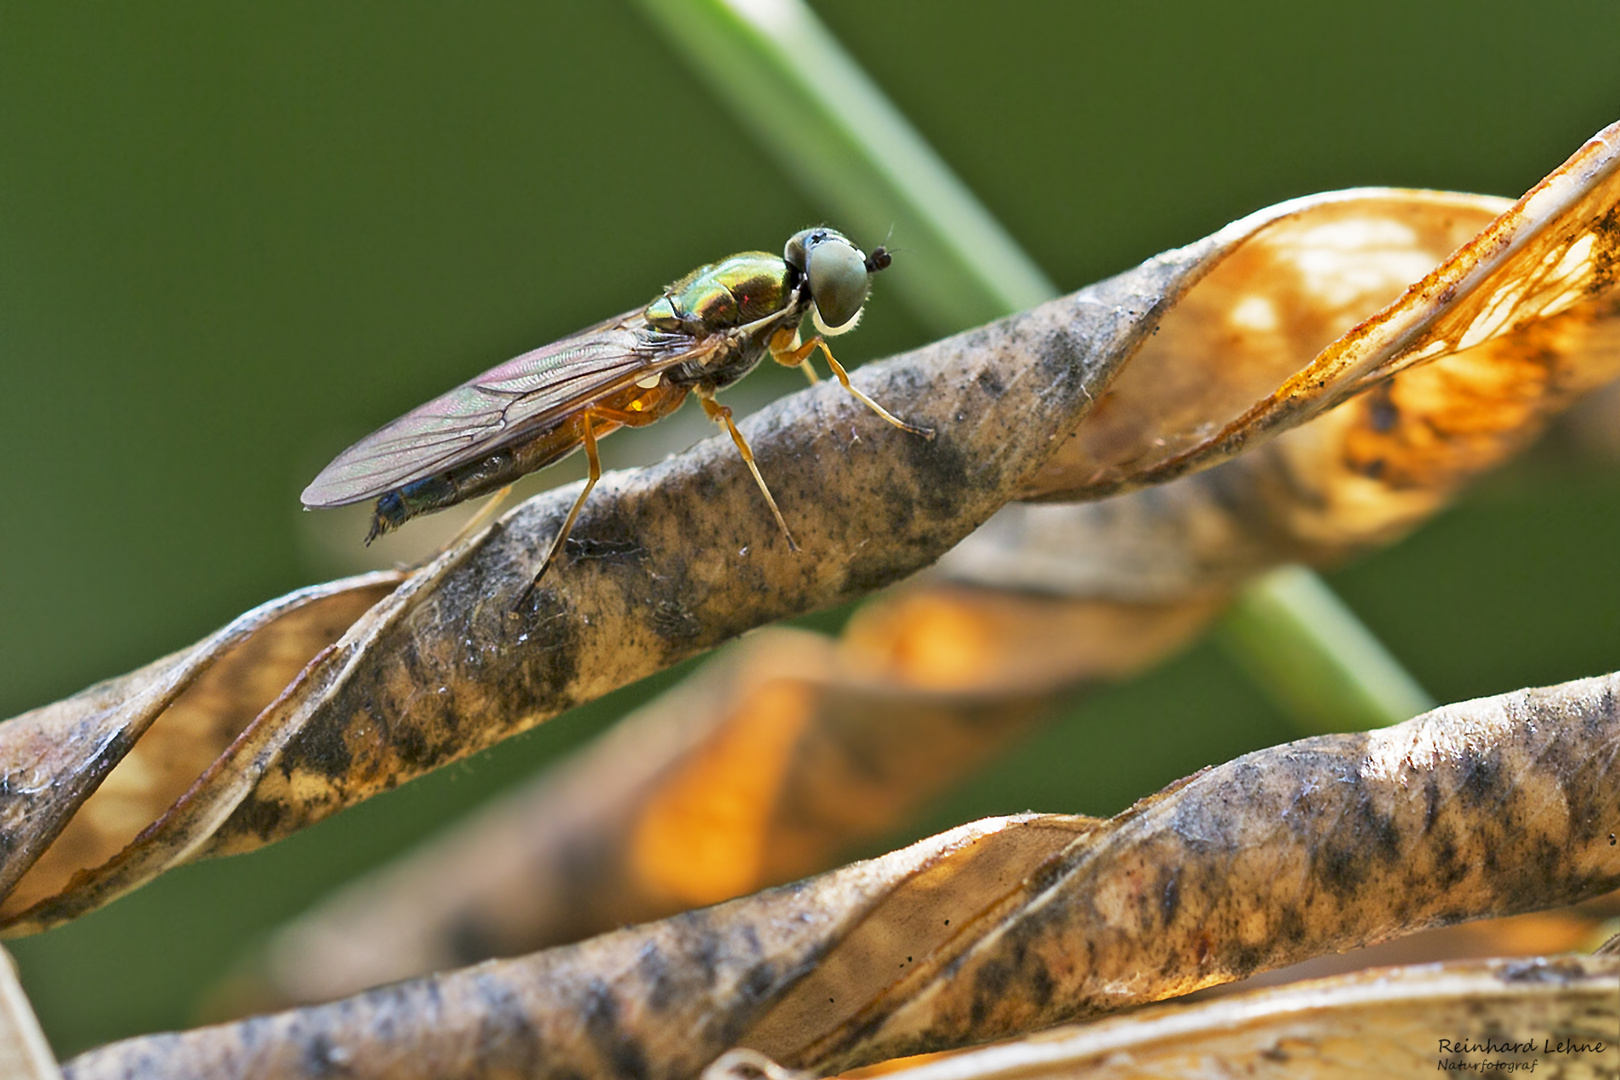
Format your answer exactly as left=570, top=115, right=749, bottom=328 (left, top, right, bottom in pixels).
left=795, top=675, right=1620, bottom=1070
left=64, top=821, right=1035, bottom=1080
left=0, top=575, right=399, bottom=925
left=64, top=674, right=1620, bottom=1080
left=250, top=595, right=1221, bottom=1008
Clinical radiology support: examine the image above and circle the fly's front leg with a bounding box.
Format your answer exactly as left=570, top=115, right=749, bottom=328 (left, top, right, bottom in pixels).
left=768, top=326, right=933, bottom=438
left=698, top=389, right=799, bottom=552
left=768, top=326, right=821, bottom=385
left=512, top=415, right=602, bottom=611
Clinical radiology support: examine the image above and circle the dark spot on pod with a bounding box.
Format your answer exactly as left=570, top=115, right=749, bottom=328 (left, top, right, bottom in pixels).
left=1456, top=750, right=1502, bottom=807
left=1158, top=867, right=1182, bottom=926
left=301, top=1032, right=352, bottom=1077
left=1354, top=794, right=1403, bottom=863
left=230, top=794, right=290, bottom=842
left=884, top=487, right=917, bottom=536
left=1366, top=385, right=1399, bottom=432
left=1420, top=775, right=1443, bottom=833
left=738, top=962, right=778, bottom=1004
left=1275, top=903, right=1308, bottom=945
left=1026, top=962, right=1054, bottom=1008
left=390, top=721, right=435, bottom=770
left=1316, top=841, right=1368, bottom=898
left=471, top=976, right=543, bottom=1077
left=583, top=979, right=651, bottom=1080
left=688, top=927, right=722, bottom=990
left=903, top=429, right=975, bottom=522
left=638, top=943, right=678, bottom=1013
left=1028, top=853, right=1073, bottom=900
left=278, top=710, right=356, bottom=780
left=1524, top=835, right=1569, bottom=899
left=969, top=958, right=1014, bottom=1027
left=1225, top=941, right=1266, bottom=979
left=1036, top=323, right=1091, bottom=384
left=501, top=574, right=584, bottom=710
left=1429, top=825, right=1469, bottom=888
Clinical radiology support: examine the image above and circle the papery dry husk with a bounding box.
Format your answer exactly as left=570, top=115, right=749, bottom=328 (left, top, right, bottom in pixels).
left=62, top=673, right=1620, bottom=1079
left=721, top=956, right=1620, bottom=1080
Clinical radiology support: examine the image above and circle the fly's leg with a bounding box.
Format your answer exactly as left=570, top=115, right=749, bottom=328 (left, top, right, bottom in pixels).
left=770, top=326, right=820, bottom=384
left=445, top=484, right=513, bottom=551
left=699, top=389, right=799, bottom=552
left=768, top=327, right=933, bottom=438
left=786, top=332, right=821, bottom=386
left=512, top=416, right=602, bottom=611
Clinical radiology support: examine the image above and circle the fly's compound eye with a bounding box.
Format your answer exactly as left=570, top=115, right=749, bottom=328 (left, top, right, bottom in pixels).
left=784, top=227, right=817, bottom=272
left=806, top=234, right=870, bottom=334
left=785, top=227, right=842, bottom=272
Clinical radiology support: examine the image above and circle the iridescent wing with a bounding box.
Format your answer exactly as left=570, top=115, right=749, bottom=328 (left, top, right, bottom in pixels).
left=301, top=310, right=713, bottom=507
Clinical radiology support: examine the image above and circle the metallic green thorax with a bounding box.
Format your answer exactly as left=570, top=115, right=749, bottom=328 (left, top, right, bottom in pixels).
left=644, top=252, right=796, bottom=338
left=642, top=251, right=808, bottom=396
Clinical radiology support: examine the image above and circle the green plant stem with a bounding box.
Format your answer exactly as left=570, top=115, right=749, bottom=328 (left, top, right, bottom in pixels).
left=1217, top=567, right=1435, bottom=733
left=633, top=0, right=1431, bottom=731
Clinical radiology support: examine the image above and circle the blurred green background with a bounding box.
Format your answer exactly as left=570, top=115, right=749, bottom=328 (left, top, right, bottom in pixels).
left=4, top=0, right=1620, bottom=1059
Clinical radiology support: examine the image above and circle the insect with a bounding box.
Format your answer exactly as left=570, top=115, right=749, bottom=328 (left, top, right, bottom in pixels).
left=301, top=228, right=932, bottom=603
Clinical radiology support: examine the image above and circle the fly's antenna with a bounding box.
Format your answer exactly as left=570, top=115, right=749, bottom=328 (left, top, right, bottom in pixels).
left=866, top=225, right=899, bottom=272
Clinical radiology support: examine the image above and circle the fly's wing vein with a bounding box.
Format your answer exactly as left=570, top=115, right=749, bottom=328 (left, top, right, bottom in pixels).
left=301, top=314, right=707, bottom=507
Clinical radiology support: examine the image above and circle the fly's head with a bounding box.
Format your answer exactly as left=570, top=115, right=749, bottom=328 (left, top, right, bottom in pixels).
left=785, top=227, right=889, bottom=337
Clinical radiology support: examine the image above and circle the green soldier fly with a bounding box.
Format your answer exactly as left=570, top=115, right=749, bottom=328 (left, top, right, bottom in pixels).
left=301, top=228, right=931, bottom=604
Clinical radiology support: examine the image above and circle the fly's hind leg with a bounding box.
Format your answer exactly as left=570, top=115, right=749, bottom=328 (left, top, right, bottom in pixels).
left=768, top=327, right=933, bottom=438
left=511, top=416, right=603, bottom=611
left=699, top=389, right=799, bottom=552
left=445, top=484, right=513, bottom=551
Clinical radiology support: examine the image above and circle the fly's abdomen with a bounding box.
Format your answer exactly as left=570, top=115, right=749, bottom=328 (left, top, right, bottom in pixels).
left=367, top=417, right=583, bottom=541
left=365, top=378, right=689, bottom=541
